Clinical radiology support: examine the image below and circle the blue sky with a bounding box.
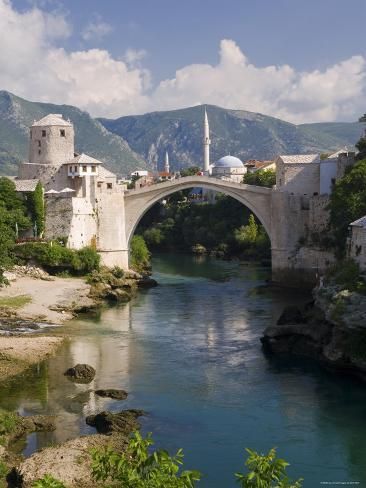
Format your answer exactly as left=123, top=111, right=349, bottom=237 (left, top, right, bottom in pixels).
left=3, top=0, right=366, bottom=122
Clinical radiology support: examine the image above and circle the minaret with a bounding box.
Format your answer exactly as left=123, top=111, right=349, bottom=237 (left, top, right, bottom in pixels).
left=203, top=108, right=210, bottom=172
left=164, top=151, right=170, bottom=173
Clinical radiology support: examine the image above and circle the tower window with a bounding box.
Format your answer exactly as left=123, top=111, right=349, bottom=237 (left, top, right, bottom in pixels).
left=37, top=140, right=41, bottom=147
left=38, top=149, right=41, bottom=155
left=107, top=183, right=112, bottom=189
left=42, top=130, right=46, bottom=137
left=60, top=129, right=66, bottom=137
left=91, top=166, right=96, bottom=173
left=82, top=166, right=87, bottom=172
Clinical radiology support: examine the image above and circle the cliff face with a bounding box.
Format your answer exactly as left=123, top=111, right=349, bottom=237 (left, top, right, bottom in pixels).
left=261, top=286, right=366, bottom=380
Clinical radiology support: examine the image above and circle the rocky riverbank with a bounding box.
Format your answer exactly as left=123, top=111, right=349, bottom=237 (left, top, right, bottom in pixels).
left=261, top=284, right=366, bottom=380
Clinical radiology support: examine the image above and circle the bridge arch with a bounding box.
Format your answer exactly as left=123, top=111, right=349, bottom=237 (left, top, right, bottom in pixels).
left=124, top=176, right=273, bottom=252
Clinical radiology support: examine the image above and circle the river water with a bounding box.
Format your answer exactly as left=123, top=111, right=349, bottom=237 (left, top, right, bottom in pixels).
left=2, top=254, right=366, bottom=487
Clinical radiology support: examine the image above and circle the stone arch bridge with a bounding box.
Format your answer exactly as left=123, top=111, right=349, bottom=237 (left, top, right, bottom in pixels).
left=97, top=176, right=315, bottom=287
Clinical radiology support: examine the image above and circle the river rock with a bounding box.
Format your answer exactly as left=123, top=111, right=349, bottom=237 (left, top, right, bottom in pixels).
left=85, top=409, right=144, bottom=435
left=64, top=364, right=96, bottom=383
left=108, top=288, right=131, bottom=302
left=95, top=389, right=128, bottom=400
left=137, top=277, right=158, bottom=288
left=277, top=305, right=305, bottom=325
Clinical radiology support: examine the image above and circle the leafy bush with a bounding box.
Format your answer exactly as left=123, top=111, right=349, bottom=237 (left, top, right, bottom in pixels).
left=91, top=431, right=201, bottom=487
left=26, top=182, right=44, bottom=237
left=243, top=169, right=276, bottom=188
left=236, top=448, right=303, bottom=488
left=328, top=159, right=366, bottom=254
left=327, top=259, right=366, bottom=294
left=32, top=475, right=66, bottom=488
left=15, top=242, right=100, bottom=275
left=130, top=235, right=151, bottom=273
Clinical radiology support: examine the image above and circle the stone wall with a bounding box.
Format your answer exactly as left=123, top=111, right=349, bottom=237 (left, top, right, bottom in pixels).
left=276, top=160, right=320, bottom=195
left=308, top=195, right=330, bottom=234
left=19, top=163, right=70, bottom=191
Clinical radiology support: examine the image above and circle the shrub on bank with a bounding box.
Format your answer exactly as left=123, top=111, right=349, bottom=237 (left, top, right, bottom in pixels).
left=32, top=432, right=303, bottom=487
left=14, top=242, right=100, bottom=275
left=130, top=235, right=151, bottom=274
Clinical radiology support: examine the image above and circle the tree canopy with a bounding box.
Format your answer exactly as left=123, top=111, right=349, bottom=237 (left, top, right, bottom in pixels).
left=328, top=159, right=366, bottom=254
left=243, top=169, right=276, bottom=188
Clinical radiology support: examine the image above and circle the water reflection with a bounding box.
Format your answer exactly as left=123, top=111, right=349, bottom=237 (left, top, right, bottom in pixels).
left=0, top=255, right=365, bottom=487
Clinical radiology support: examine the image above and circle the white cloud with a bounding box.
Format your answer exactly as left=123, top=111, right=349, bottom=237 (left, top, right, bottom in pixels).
left=0, top=0, right=365, bottom=122
left=82, top=16, right=112, bottom=42
left=124, top=48, right=147, bottom=66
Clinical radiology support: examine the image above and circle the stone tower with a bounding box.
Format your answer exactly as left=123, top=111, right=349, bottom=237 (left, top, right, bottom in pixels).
left=29, top=114, right=74, bottom=165
left=164, top=151, right=170, bottom=173
left=203, top=108, right=210, bottom=172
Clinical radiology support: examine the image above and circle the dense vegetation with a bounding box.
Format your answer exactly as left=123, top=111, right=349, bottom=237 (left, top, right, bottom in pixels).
left=328, top=158, right=366, bottom=254
left=130, top=235, right=151, bottom=273
left=15, top=242, right=100, bottom=275
left=31, top=432, right=302, bottom=488
left=138, top=194, right=270, bottom=262
left=0, top=176, right=101, bottom=282
left=243, top=169, right=276, bottom=187
left=0, top=177, right=31, bottom=283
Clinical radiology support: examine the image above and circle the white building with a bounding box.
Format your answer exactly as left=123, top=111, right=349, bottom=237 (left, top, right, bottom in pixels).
left=349, top=216, right=366, bottom=272
left=275, top=152, right=355, bottom=196
left=15, top=113, right=123, bottom=252
left=211, top=155, right=246, bottom=183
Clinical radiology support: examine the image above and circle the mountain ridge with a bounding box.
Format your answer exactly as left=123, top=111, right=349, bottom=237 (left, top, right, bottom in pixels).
left=0, top=91, right=363, bottom=176
left=98, top=104, right=363, bottom=171
left=0, top=91, right=146, bottom=175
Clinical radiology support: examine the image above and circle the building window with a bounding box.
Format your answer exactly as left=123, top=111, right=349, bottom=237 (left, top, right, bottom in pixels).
left=37, top=140, right=41, bottom=147
left=91, top=166, right=96, bottom=173
left=107, top=183, right=112, bottom=189
left=42, top=130, right=46, bottom=137
left=97, top=182, right=102, bottom=188
left=38, top=149, right=41, bottom=155
left=60, top=129, right=66, bottom=137
left=74, top=165, right=77, bottom=172
left=82, top=166, right=87, bottom=172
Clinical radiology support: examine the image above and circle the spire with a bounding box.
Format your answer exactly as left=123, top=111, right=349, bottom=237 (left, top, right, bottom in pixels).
left=203, top=107, right=210, bottom=172
left=164, top=150, right=170, bottom=173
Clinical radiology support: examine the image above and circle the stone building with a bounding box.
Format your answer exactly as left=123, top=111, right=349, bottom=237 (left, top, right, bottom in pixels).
left=14, top=113, right=126, bottom=265
left=349, top=216, right=366, bottom=272
left=275, top=152, right=355, bottom=196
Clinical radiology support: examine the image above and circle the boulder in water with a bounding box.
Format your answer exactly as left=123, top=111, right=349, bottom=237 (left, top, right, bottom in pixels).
left=86, top=409, right=144, bottom=435
left=64, top=364, right=96, bottom=383
left=95, top=389, right=128, bottom=400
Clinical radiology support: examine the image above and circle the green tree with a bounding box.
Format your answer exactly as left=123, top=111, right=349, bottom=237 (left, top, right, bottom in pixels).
left=234, top=214, right=258, bottom=246
left=130, top=235, right=151, bottom=273
left=91, top=431, right=201, bottom=487
left=180, top=166, right=201, bottom=177
left=328, top=159, right=366, bottom=253
left=235, top=448, right=303, bottom=488
left=27, top=182, right=44, bottom=237
left=243, top=169, right=276, bottom=188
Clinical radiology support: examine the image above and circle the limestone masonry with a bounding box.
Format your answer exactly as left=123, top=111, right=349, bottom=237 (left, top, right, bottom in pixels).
left=11, top=111, right=358, bottom=286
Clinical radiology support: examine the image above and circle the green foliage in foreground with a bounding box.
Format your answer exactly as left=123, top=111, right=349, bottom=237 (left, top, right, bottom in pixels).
left=33, top=433, right=303, bottom=488
left=32, top=475, right=66, bottom=488
left=243, top=169, right=276, bottom=188
left=236, top=448, right=303, bottom=488
left=91, top=431, right=201, bottom=487
left=130, top=235, right=151, bottom=274
left=15, top=242, right=100, bottom=275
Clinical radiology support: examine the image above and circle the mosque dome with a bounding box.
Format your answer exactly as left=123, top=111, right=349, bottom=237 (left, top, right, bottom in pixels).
left=213, top=155, right=244, bottom=168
